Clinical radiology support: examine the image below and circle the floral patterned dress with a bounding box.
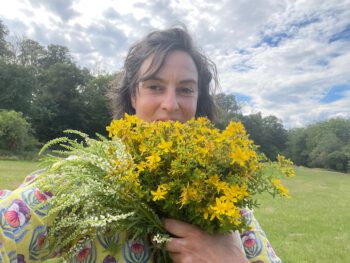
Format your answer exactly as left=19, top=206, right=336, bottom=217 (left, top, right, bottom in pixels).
left=0, top=171, right=282, bottom=263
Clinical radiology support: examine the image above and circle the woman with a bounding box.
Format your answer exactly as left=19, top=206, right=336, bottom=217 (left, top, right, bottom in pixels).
left=0, top=27, right=281, bottom=263
left=111, top=26, right=281, bottom=263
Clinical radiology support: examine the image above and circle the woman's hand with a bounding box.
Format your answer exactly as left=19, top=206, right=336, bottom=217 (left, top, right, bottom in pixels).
left=164, top=219, right=249, bottom=263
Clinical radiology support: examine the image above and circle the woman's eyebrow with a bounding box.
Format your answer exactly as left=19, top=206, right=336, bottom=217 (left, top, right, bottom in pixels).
left=179, top=79, right=197, bottom=85
left=139, top=76, right=197, bottom=85
left=139, top=76, right=164, bottom=82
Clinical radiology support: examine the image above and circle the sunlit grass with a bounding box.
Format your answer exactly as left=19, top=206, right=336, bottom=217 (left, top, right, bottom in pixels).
left=0, top=160, right=40, bottom=189
left=255, top=166, right=350, bottom=263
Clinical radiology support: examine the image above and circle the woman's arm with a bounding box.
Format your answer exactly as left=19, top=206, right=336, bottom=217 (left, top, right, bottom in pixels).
left=1, top=172, right=153, bottom=263
left=0, top=171, right=51, bottom=262
left=240, top=209, right=282, bottom=263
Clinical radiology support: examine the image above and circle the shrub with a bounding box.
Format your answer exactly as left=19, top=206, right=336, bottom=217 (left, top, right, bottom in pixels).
left=0, top=110, right=39, bottom=154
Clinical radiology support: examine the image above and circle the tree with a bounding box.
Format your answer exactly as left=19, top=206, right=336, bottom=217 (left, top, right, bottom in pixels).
left=0, top=110, right=38, bottom=153
left=284, top=118, right=350, bottom=172
left=215, top=93, right=241, bottom=114
left=308, top=132, right=341, bottom=167
left=81, top=74, right=114, bottom=136
left=0, top=60, right=37, bottom=114
left=0, top=20, right=12, bottom=59
left=0, top=23, right=113, bottom=144
left=306, top=119, right=350, bottom=172
left=17, top=38, right=45, bottom=67
left=284, top=128, right=308, bottom=166
left=214, top=93, right=242, bottom=129
left=328, top=150, right=349, bottom=172
left=30, top=63, right=89, bottom=142
left=242, top=113, right=287, bottom=160
left=39, top=44, right=72, bottom=67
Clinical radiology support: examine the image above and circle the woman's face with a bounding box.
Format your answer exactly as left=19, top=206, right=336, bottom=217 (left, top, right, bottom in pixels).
left=131, top=50, right=198, bottom=123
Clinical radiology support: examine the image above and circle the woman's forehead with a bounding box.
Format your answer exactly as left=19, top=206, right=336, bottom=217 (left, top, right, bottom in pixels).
left=138, top=50, right=198, bottom=82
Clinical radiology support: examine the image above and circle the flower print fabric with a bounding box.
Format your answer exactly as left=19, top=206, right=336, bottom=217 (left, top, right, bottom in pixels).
left=0, top=172, right=281, bottom=262
left=241, top=209, right=282, bottom=263
left=4, top=200, right=31, bottom=229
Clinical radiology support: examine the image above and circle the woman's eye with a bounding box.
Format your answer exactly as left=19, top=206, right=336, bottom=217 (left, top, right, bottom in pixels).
left=178, top=87, right=195, bottom=95
left=147, top=85, right=162, bottom=92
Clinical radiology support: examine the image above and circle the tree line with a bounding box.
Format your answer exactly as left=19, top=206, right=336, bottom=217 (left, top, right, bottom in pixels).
left=0, top=20, right=113, bottom=145
left=215, top=94, right=350, bottom=173
left=1, top=21, right=349, bottom=172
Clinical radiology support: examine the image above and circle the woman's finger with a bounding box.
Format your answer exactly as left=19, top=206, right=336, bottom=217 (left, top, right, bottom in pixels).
left=168, top=252, right=182, bottom=263
left=164, top=218, right=201, bottom=238
left=165, top=237, right=185, bottom=253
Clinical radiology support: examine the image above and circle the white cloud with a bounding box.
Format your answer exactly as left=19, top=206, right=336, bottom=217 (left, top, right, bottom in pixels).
left=0, top=0, right=349, bottom=127
left=214, top=1, right=350, bottom=127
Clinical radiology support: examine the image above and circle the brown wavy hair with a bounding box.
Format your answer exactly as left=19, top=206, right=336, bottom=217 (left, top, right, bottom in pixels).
left=109, top=26, right=219, bottom=121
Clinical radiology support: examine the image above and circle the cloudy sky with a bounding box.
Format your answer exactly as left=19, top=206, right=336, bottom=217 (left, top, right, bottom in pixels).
left=1, top=0, right=349, bottom=128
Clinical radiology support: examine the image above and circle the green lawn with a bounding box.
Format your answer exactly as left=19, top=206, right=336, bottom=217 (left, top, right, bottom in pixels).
left=254, top=166, right=350, bottom=263
left=1, top=161, right=349, bottom=262
left=0, top=159, right=40, bottom=189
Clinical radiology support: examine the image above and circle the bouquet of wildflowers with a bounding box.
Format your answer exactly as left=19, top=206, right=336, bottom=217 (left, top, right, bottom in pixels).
left=36, top=114, right=294, bottom=259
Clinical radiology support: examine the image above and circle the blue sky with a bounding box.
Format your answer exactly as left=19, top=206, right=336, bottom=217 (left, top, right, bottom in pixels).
left=320, top=85, right=350, bottom=103
left=1, top=0, right=349, bottom=128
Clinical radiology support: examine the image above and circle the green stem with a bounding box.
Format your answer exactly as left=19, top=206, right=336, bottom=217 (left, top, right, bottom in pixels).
left=124, top=193, right=165, bottom=233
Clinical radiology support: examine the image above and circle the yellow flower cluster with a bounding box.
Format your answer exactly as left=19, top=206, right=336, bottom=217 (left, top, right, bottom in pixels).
left=106, top=114, right=292, bottom=233
left=272, top=179, right=289, bottom=197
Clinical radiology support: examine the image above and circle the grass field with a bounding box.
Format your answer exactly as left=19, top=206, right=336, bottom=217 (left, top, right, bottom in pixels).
left=0, top=160, right=40, bottom=189
left=1, top=160, right=349, bottom=262
left=254, top=166, right=350, bottom=263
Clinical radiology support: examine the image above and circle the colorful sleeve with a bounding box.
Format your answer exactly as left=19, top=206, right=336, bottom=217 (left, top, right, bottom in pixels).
left=240, top=209, right=282, bottom=263
left=0, top=171, right=154, bottom=263
left=0, top=170, right=55, bottom=262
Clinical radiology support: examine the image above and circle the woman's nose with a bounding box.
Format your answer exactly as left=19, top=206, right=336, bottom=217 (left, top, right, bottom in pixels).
left=161, top=88, right=179, bottom=113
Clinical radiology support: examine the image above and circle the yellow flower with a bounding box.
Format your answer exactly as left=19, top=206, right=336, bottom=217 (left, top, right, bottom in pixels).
left=226, top=208, right=241, bottom=226
left=157, top=139, right=173, bottom=153
left=203, top=210, right=209, bottom=220
left=146, top=153, right=161, bottom=170
left=139, top=144, right=147, bottom=155
left=200, top=127, right=209, bottom=134
left=180, top=185, right=202, bottom=206
left=206, top=175, right=220, bottom=186
left=209, top=197, right=227, bottom=221
left=286, top=169, right=295, bottom=177
left=195, top=134, right=205, bottom=143
left=223, top=184, right=248, bottom=203
left=278, top=184, right=289, bottom=197
left=196, top=117, right=209, bottom=124
left=276, top=155, right=295, bottom=177
left=106, top=120, right=120, bottom=138
left=276, top=154, right=286, bottom=163
left=123, top=170, right=140, bottom=185
left=224, top=122, right=246, bottom=136
left=272, top=179, right=290, bottom=197
left=230, top=146, right=250, bottom=166
left=151, top=184, right=169, bottom=201
left=206, top=175, right=228, bottom=192
left=272, top=179, right=280, bottom=186
left=198, top=146, right=209, bottom=157
left=136, top=162, right=146, bottom=172
left=125, top=113, right=141, bottom=124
